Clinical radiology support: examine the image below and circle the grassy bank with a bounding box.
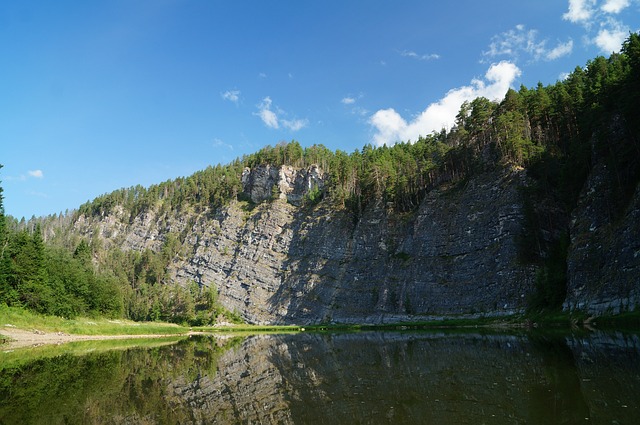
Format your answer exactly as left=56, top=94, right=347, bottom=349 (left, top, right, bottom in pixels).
left=3, top=305, right=638, bottom=346
left=0, top=305, right=188, bottom=338
left=204, top=311, right=640, bottom=333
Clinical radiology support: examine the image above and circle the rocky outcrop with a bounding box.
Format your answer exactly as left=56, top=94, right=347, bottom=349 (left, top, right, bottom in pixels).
left=241, top=164, right=325, bottom=205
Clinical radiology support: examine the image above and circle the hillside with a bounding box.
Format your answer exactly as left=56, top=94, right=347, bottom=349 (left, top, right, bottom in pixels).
left=2, top=34, right=639, bottom=324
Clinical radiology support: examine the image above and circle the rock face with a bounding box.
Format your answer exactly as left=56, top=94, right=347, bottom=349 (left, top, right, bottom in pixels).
left=565, top=162, right=640, bottom=314
left=70, top=155, right=638, bottom=323
left=241, top=164, right=325, bottom=205
left=271, top=166, right=534, bottom=324
left=564, top=118, right=640, bottom=315
left=72, top=165, right=537, bottom=324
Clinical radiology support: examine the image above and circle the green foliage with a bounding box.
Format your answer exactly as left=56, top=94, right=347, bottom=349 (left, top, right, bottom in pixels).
left=304, top=185, right=323, bottom=205
left=0, top=305, right=185, bottom=336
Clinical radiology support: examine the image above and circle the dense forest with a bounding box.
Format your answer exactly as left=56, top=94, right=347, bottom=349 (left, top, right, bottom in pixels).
left=1, top=34, right=639, bottom=323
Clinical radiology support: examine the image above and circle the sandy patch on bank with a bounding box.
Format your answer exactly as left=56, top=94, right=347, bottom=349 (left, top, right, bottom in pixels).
left=1, top=326, right=188, bottom=350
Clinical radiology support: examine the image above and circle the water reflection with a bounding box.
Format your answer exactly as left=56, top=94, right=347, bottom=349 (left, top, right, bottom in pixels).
left=1, top=331, right=639, bottom=424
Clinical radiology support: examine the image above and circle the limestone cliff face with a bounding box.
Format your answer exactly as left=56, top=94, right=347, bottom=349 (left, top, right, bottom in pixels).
left=563, top=117, right=640, bottom=315
left=72, top=164, right=537, bottom=324
left=69, top=149, right=640, bottom=322
left=564, top=162, right=640, bottom=314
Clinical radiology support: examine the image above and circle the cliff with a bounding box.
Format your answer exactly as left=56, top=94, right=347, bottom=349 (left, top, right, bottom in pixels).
left=69, top=163, right=541, bottom=324
left=564, top=142, right=640, bottom=314
left=68, top=142, right=640, bottom=323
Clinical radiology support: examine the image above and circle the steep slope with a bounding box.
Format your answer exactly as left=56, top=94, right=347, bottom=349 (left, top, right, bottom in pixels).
left=70, top=164, right=536, bottom=324
left=565, top=136, right=640, bottom=314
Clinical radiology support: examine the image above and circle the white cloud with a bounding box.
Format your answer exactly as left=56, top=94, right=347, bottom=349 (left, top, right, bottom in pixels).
left=546, top=39, right=574, bottom=60
left=254, top=97, right=308, bottom=131
left=282, top=118, right=309, bottom=132
left=221, top=90, right=240, bottom=104
left=401, top=50, right=441, bottom=61
left=341, top=94, right=368, bottom=116
left=7, top=169, right=45, bottom=181
left=341, top=97, right=356, bottom=105
left=483, top=25, right=573, bottom=61
left=255, top=97, right=279, bottom=129
left=595, top=23, right=629, bottom=52
left=601, top=0, right=631, bottom=14
left=563, top=0, right=634, bottom=53
left=258, top=72, right=267, bottom=79
left=563, top=0, right=597, bottom=23
left=369, top=61, right=521, bottom=146
left=484, top=25, right=573, bottom=62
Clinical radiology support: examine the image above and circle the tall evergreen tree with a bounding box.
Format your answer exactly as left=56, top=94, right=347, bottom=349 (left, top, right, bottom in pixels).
left=0, top=165, right=10, bottom=304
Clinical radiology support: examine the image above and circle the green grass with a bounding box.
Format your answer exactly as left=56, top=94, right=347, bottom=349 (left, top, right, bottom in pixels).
left=194, top=324, right=303, bottom=334
left=3, top=305, right=637, bottom=346
left=589, top=310, right=640, bottom=328
left=0, top=305, right=188, bottom=336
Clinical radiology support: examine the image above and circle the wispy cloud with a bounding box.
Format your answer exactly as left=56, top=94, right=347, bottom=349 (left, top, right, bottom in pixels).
left=212, top=138, right=234, bottom=150
left=221, top=90, right=240, bottom=105
left=254, top=97, right=308, bottom=132
left=546, top=39, right=575, bottom=60
left=6, top=169, right=44, bottom=181
left=484, top=24, right=573, bottom=62
left=369, top=61, right=521, bottom=146
left=563, top=0, right=635, bottom=53
left=282, top=118, right=309, bottom=131
left=400, top=50, right=441, bottom=61
left=341, top=94, right=369, bottom=117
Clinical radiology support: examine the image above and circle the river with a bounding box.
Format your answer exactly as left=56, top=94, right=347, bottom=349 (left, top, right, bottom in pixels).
left=1, top=330, right=639, bottom=424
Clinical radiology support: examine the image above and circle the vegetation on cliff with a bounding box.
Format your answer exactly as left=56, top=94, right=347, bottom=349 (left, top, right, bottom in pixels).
left=1, top=34, right=639, bottom=323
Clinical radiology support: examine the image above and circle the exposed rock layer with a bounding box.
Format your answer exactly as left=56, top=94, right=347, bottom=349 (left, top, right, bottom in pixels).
left=70, top=161, right=638, bottom=323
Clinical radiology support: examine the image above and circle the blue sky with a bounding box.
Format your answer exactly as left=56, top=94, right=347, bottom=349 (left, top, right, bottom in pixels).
left=2, top=0, right=639, bottom=219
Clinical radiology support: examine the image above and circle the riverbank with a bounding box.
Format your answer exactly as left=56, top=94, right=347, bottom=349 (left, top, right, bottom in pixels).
left=0, top=305, right=191, bottom=349
left=3, top=305, right=639, bottom=350
left=0, top=326, right=191, bottom=350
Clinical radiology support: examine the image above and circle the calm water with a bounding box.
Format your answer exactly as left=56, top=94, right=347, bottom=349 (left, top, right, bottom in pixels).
left=1, top=330, right=639, bottom=424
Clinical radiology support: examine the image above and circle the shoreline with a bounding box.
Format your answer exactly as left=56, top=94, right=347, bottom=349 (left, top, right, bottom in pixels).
left=1, top=327, right=190, bottom=350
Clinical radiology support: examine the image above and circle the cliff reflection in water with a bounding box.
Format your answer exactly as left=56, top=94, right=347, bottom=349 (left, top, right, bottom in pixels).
left=1, top=331, right=639, bottom=424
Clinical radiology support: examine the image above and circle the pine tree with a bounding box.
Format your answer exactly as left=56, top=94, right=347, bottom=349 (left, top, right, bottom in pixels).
left=0, top=165, right=11, bottom=304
